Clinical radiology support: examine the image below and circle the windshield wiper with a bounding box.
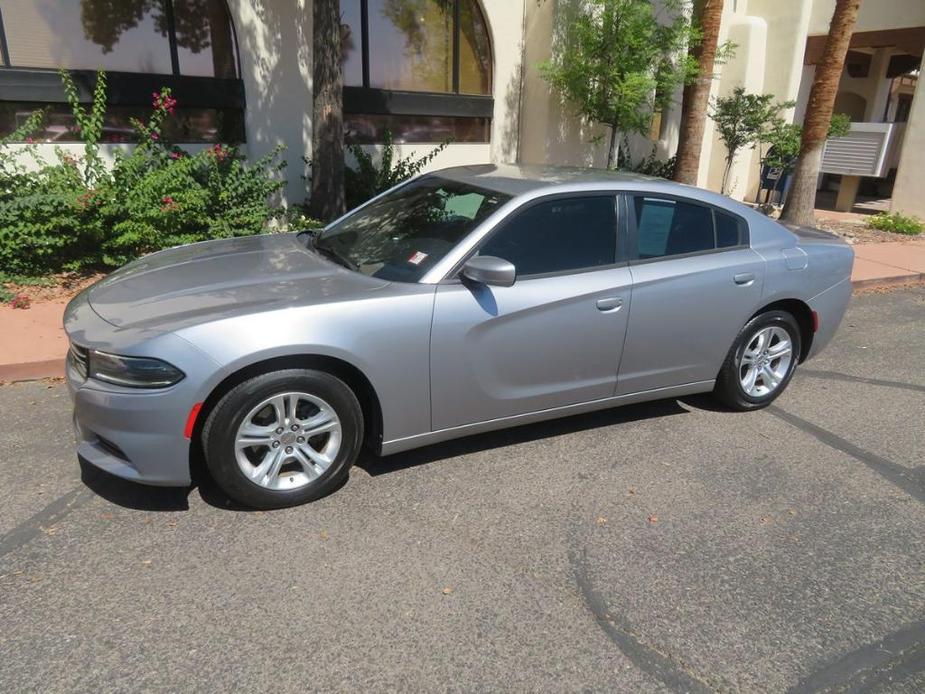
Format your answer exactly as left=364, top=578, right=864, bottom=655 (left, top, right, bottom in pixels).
left=312, top=238, right=358, bottom=271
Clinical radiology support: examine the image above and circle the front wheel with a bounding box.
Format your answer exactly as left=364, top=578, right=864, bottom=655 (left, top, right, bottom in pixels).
left=713, top=310, right=801, bottom=411
left=202, top=369, right=363, bottom=509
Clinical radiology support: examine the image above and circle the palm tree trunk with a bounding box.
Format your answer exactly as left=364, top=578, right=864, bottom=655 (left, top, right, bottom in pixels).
left=780, top=0, right=860, bottom=226
left=673, top=0, right=724, bottom=185
left=309, top=0, right=346, bottom=221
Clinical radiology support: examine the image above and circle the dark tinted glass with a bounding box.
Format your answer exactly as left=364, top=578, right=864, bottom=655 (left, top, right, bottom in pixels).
left=317, top=177, right=510, bottom=283
left=480, top=197, right=617, bottom=276
left=340, top=0, right=363, bottom=87
left=0, top=102, right=245, bottom=144
left=1, top=0, right=172, bottom=73
left=173, top=0, right=239, bottom=78
left=345, top=114, right=490, bottom=143
left=633, top=197, right=715, bottom=259
left=715, top=210, right=744, bottom=248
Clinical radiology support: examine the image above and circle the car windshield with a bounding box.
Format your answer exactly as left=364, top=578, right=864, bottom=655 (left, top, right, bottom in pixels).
left=315, top=177, right=511, bottom=282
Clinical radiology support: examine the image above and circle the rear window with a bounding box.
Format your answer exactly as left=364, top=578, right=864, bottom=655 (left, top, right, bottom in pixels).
left=632, top=196, right=746, bottom=259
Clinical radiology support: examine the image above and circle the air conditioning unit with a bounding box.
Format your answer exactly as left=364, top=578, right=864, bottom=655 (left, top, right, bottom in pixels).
left=820, top=122, right=895, bottom=178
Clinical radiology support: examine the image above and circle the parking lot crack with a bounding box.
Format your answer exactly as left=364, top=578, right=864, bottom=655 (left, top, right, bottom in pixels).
left=0, top=487, right=93, bottom=561
left=787, top=618, right=925, bottom=693
left=799, top=368, right=925, bottom=395
left=568, top=542, right=717, bottom=693
left=767, top=406, right=925, bottom=504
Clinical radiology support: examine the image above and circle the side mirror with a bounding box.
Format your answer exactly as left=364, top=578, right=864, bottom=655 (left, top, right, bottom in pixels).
left=461, top=256, right=516, bottom=287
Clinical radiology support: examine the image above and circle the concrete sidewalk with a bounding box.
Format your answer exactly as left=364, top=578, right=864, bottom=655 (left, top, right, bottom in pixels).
left=851, top=239, right=925, bottom=286
left=2, top=239, right=924, bottom=383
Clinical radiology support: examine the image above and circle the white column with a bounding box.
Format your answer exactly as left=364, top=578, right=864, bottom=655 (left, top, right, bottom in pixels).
left=890, top=50, right=925, bottom=218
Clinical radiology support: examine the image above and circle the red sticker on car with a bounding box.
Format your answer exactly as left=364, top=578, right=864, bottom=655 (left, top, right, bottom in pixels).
left=408, top=251, right=429, bottom=265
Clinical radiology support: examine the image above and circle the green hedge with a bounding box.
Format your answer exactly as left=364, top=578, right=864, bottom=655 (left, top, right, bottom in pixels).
left=0, top=71, right=289, bottom=278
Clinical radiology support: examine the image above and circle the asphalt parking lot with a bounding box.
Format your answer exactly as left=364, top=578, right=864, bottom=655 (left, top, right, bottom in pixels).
left=1, top=286, right=924, bottom=693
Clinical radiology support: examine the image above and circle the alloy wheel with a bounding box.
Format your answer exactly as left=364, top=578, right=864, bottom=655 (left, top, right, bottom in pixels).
left=738, top=326, right=793, bottom=398
left=234, top=391, right=342, bottom=490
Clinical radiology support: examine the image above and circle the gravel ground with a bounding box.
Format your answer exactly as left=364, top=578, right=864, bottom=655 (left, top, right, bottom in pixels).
left=1, top=287, right=923, bottom=692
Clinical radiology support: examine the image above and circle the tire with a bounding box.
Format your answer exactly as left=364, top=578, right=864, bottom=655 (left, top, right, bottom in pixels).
left=202, top=369, right=363, bottom=509
left=713, top=310, right=802, bottom=411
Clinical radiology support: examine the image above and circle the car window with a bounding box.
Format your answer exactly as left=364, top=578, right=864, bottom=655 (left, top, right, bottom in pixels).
left=478, top=196, right=617, bottom=277
left=633, top=196, right=716, bottom=259
left=715, top=209, right=745, bottom=248
left=317, top=177, right=510, bottom=282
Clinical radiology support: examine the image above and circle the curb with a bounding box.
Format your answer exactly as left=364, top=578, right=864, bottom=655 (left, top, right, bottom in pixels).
left=0, top=359, right=65, bottom=384
left=851, top=272, right=925, bottom=289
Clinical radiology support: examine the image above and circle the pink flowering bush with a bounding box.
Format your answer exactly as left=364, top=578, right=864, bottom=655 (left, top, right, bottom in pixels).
left=0, top=72, right=286, bottom=276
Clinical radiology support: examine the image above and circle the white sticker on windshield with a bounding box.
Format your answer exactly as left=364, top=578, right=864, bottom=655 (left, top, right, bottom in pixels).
left=408, top=251, right=429, bottom=265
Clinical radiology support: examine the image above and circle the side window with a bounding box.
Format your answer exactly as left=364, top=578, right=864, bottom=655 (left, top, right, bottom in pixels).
left=715, top=209, right=745, bottom=248
left=479, top=196, right=617, bottom=276
left=632, top=196, right=746, bottom=259
left=633, top=196, right=713, bottom=258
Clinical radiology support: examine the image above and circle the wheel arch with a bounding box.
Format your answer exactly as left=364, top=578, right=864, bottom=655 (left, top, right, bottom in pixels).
left=750, top=298, right=814, bottom=362
left=191, top=354, right=384, bottom=460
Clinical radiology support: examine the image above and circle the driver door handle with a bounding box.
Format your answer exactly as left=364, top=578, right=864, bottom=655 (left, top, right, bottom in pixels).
left=596, top=297, right=624, bottom=312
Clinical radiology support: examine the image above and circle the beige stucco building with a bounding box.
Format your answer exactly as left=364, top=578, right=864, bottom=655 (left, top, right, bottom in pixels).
left=1, top=0, right=922, bottom=216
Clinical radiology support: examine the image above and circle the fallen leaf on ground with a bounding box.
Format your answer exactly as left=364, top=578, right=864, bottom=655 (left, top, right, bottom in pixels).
left=627, top=488, right=636, bottom=495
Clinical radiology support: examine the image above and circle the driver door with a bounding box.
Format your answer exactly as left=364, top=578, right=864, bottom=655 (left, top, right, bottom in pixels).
left=429, top=194, right=632, bottom=431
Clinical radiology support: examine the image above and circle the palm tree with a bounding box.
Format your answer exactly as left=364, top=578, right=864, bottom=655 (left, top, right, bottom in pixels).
left=780, top=0, right=860, bottom=226
left=673, top=0, right=723, bottom=185
left=309, top=0, right=346, bottom=221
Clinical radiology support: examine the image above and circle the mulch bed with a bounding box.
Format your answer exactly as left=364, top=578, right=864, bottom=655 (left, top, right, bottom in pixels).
left=3, top=271, right=105, bottom=304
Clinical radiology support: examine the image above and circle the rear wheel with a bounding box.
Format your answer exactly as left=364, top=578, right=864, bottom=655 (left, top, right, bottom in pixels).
left=202, top=369, right=363, bottom=509
left=713, top=310, right=801, bottom=411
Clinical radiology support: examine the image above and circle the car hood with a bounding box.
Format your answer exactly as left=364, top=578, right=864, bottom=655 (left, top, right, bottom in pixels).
left=86, top=233, right=390, bottom=331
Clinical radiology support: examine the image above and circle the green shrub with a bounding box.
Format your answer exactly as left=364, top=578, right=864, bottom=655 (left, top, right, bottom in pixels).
left=867, top=212, right=923, bottom=236
left=341, top=130, right=449, bottom=209
left=0, top=70, right=286, bottom=277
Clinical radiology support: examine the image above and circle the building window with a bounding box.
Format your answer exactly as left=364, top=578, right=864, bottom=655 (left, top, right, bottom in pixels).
left=0, top=101, right=245, bottom=144
left=0, top=0, right=244, bottom=143
left=341, top=0, right=493, bottom=144
left=345, top=113, right=489, bottom=144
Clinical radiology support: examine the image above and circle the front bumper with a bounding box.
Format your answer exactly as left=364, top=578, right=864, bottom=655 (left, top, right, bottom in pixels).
left=65, top=291, right=219, bottom=487
left=69, top=376, right=195, bottom=487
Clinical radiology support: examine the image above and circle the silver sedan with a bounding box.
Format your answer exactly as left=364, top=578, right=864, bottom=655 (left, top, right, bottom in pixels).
left=65, top=165, right=854, bottom=508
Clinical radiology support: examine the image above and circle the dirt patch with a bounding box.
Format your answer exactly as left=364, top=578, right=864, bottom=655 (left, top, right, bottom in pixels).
left=853, top=278, right=925, bottom=295
left=2, top=271, right=104, bottom=304
left=814, top=217, right=920, bottom=245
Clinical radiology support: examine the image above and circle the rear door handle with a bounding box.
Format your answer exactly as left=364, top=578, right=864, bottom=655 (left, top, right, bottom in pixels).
left=734, top=272, right=755, bottom=285
left=596, top=297, right=624, bottom=312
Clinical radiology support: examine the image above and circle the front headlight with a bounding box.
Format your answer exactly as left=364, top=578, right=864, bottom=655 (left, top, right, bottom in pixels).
left=89, top=350, right=185, bottom=388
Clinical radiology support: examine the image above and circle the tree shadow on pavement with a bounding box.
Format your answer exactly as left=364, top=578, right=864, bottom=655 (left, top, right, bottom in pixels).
left=358, top=397, right=690, bottom=477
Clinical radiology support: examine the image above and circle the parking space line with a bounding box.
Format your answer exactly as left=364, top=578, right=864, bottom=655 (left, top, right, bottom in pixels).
left=767, top=406, right=925, bottom=504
